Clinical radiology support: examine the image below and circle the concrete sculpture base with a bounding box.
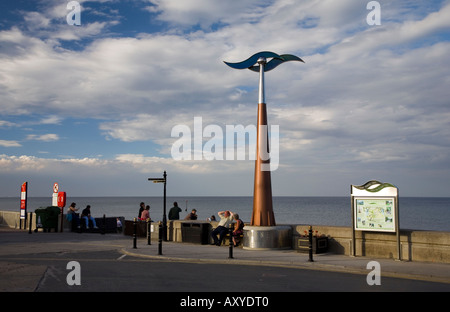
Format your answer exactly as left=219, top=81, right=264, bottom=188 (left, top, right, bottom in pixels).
left=243, top=225, right=292, bottom=250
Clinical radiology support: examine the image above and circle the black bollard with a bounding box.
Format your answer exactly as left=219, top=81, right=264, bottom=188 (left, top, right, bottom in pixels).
left=28, top=212, right=32, bottom=234
left=308, top=225, right=314, bottom=262
left=102, top=214, right=106, bottom=235
left=158, top=222, right=163, bottom=255
left=147, top=219, right=151, bottom=245
left=133, top=218, right=137, bottom=249
left=228, top=223, right=234, bottom=259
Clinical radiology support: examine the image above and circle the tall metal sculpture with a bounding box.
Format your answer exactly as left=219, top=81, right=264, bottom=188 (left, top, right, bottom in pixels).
left=225, top=52, right=304, bottom=226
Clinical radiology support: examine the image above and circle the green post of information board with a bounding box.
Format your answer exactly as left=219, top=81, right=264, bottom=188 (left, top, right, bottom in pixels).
left=351, top=180, right=401, bottom=261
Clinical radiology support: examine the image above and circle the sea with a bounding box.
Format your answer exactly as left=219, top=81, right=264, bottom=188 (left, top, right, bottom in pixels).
left=1, top=196, right=449, bottom=232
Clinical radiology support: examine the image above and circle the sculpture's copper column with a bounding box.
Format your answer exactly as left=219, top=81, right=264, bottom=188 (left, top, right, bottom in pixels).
left=251, top=103, right=276, bottom=226
left=251, top=57, right=276, bottom=226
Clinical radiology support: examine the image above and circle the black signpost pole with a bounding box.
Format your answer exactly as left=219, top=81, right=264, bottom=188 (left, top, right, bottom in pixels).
left=148, top=171, right=167, bottom=242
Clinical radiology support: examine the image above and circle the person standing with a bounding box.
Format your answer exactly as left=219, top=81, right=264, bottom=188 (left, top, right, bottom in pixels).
left=210, top=210, right=234, bottom=246
left=138, top=202, right=145, bottom=219
left=116, top=218, right=123, bottom=233
left=168, top=202, right=182, bottom=220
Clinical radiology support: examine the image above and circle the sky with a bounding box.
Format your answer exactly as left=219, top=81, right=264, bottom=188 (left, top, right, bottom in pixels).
left=0, top=0, right=449, bottom=197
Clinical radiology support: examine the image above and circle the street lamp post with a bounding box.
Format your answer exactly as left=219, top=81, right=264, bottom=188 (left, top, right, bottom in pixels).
left=148, top=171, right=167, bottom=241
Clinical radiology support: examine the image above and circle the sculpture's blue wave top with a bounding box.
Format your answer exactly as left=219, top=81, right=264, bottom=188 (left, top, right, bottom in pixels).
left=223, top=51, right=281, bottom=70
left=224, top=51, right=304, bottom=72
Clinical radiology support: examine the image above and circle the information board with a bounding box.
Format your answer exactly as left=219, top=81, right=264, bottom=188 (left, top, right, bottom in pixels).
left=354, top=197, right=396, bottom=232
left=350, top=180, right=400, bottom=259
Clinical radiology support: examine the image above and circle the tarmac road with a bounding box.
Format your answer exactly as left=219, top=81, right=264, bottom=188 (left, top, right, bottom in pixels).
left=4, top=250, right=449, bottom=293
left=1, top=247, right=450, bottom=293
left=1, top=228, right=449, bottom=301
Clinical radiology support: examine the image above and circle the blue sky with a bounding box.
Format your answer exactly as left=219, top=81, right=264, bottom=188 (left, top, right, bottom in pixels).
left=1, top=0, right=450, bottom=197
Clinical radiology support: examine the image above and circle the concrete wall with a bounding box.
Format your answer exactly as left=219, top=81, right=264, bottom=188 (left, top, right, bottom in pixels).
left=2, top=211, right=449, bottom=263
left=291, top=224, right=450, bottom=264
left=0, top=210, right=76, bottom=232
left=167, top=221, right=450, bottom=263
left=0, top=211, right=37, bottom=230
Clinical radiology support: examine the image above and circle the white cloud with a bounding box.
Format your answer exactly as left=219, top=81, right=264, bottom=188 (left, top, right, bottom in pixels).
left=100, top=114, right=160, bottom=142
left=23, top=11, right=51, bottom=30
left=0, top=120, right=18, bottom=128
left=26, top=134, right=60, bottom=142
left=51, top=21, right=113, bottom=41
left=0, top=154, right=46, bottom=171
left=0, top=154, right=109, bottom=172
left=147, top=0, right=270, bottom=28
left=0, top=140, right=22, bottom=147
left=39, top=115, right=63, bottom=125
left=0, top=152, right=255, bottom=197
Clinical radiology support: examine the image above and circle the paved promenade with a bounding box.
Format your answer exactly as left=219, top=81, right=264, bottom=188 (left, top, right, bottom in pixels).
left=123, top=239, right=450, bottom=285
left=1, top=227, right=449, bottom=293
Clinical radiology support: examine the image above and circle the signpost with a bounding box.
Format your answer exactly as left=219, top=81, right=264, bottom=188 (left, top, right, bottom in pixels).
left=148, top=171, right=167, bottom=241
left=52, top=183, right=67, bottom=232
left=52, top=182, right=59, bottom=206
left=20, top=182, right=28, bottom=229
left=351, top=180, right=401, bottom=260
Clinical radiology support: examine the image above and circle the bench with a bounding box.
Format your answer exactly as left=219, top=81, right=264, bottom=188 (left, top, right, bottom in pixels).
left=70, top=214, right=122, bottom=233
left=222, top=232, right=244, bottom=246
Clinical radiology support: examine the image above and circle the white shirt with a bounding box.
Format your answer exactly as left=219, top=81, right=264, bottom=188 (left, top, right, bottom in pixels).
left=218, top=214, right=233, bottom=228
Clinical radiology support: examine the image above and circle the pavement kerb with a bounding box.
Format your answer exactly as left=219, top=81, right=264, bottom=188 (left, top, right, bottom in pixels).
left=120, top=247, right=366, bottom=274
left=119, top=247, right=450, bottom=284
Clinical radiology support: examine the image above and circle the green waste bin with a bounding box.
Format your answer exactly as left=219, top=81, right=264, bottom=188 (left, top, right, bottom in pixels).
left=35, top=206, right=60, bottom=232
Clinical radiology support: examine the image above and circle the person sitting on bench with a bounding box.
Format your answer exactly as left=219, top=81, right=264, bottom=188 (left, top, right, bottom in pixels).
left=140, top=205, right=151, bottom=221
left=81, top=205, right=98, bottom=229
left=67, top=202, right=80, bottom=229
left=231, top=213, right=244, bottom=247
left=210, top=210, right=234, bottom=246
